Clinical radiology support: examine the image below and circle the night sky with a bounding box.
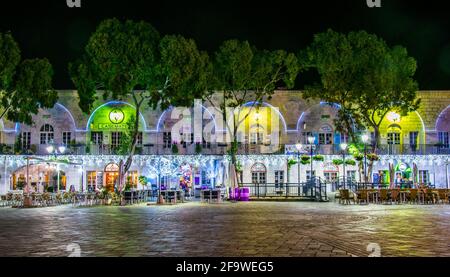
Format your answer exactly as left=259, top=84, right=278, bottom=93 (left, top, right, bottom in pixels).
left=1, top=0, right=450, bottom=90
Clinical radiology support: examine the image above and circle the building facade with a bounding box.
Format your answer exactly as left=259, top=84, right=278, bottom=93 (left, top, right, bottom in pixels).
left=0, top=90, right=449, bottom=195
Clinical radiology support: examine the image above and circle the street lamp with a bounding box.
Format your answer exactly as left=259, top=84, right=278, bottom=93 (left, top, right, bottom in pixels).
left=295, top=143, right=303, bottom=186
left=341, top=143, right=348, bottom=189
left=361, top=134, right=370, bottom=184
left=308, top=136, right=315, bottom=182
left=47, top=144, right=66, bottom=193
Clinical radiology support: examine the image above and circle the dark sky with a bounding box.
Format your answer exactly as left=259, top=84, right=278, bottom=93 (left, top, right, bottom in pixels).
left=1, top=0, right=450, bottom=90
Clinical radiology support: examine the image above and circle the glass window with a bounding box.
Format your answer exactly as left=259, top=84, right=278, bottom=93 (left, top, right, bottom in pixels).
left=163, top=132, right=172, bottom=149
left=21, top=132, right=31, bottom=150
left=40, top=124, right=54, bottom=145
left=91, top=132, right=103, bottom=145
left=62, top=132, right=72, bottom=146
left=306, top=171, right=316, bottom=181
left=346, top=171, right=357, bottom=182
left=111, top=132, right=122, bottom=148
left=302, top=132, right=313, bottom=144
left=409, top=132, right=418, bottom=146
left=419, top=170, right=430, bottom=185
left=438, top=132, right=449, bottom=148
left=137, top=132, right=143, bottom=146
left=275, top=171, right=284, bottom=188
left=387, top=133, right=401, bottom=145
left=319, top=133, right=333, bottom=145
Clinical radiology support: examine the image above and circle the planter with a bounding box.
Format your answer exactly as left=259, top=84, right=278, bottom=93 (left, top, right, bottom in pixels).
left=239, top=188, right=250, bottom=201
left=229, top=187, right=250, bottom=201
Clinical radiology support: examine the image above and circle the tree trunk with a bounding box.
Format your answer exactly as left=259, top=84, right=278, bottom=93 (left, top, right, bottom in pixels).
left=118, top=101, right=141, bottom=193
left=367, top=125, right=381, bottom=183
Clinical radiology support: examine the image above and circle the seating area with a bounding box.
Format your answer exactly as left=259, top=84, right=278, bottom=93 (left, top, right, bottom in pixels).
left=0, top=190, right=157, bottom=208
left=337, top=188, right=450, bottom=205
left=0, top=192, right=75, bottom=208
left=200, top=189, right=225, bottom=204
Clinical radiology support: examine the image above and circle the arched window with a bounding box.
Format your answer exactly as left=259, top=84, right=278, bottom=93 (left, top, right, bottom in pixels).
left=251, top=163, right=267, bottom=184
left=105, top=163, right=120, bottom=172
left=40, top=124, right=54, bottom=145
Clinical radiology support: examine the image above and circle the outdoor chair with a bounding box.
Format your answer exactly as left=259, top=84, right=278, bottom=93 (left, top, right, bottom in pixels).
left=425, top=189, right=437, bottom=205
left=379, top=189, right=389, bottom=204
left=0, top=195, right=7, bottom=207
left=409, top=189, right=420, bottom=204
left=339, top=189, right=353, bottom=205
left=437, top=190, right=448, bottom=204
left=201, top=190, right=212, bottom=203
left=167, top=191, right=177, bottom=204
left=390, top=189, right=400, bottom=204
left=211, top=190, right=221, bottom=203
left=124, top=192, right=133, bottom=205
left=357, top=190, right=369, bottom=205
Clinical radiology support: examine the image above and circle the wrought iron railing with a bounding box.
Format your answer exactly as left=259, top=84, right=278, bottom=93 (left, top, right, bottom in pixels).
left=241, top=179, right=328, bottom=202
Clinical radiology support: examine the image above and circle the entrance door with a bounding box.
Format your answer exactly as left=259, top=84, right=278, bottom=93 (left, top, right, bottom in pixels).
left=104, top=163, right=120, bottom=192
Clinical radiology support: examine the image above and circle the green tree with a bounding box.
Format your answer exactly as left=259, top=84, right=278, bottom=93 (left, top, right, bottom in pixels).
left=301, top=30, right=419, bottom=181
left=69, top=19, right=210, bottom=192
left=0, top=32, right=57, bottom=124
left=206, top=40, right=299, bottom=188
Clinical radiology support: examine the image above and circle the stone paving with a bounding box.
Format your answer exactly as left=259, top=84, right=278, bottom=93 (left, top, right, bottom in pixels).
left=0, top=202, right=450, bottom=257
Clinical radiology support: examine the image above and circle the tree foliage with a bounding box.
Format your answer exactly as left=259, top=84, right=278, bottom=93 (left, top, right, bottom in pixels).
left=0, top=32, right=57, bottom=125
left=300, top=29, right=419, bottom=146
left=69, top=19, right=210, bottom=189
left=205, top=39, right=299, bottom=188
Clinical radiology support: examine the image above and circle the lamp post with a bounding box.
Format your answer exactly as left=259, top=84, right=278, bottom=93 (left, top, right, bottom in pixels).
left=47, top=144, right=66, bottom=193
left=295, top=143, right=303, bottom=186
left=361, top=134, right=369, bottom=184
left=341, top=143, right=348, bottom=189
left=308, top=136, right=315, bottom=182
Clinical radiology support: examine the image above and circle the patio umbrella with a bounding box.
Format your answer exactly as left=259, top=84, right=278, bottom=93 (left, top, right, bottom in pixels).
left=413, top=163, right=418, bottom=188
left=389, top=163, right=395, bottom=189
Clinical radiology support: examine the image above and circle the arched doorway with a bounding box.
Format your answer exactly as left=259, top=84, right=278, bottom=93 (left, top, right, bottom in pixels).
left=104, top=163, right=120, bottom=192
left=11, top=164, right=66, bottom=193
left=251, top=163, right=267, bottom=184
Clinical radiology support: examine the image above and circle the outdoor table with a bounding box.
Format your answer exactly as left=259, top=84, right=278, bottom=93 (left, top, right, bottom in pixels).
left=368, top=190, right=379, bottom=204
left=399, top=190, right=410, bottom=203
left=201, top=189, right=222, bottom=203
left=160, top=190, right=184, bottom=204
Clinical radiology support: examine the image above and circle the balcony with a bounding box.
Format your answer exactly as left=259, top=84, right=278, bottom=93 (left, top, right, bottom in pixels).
left=0, top=143, right=449, bottom=156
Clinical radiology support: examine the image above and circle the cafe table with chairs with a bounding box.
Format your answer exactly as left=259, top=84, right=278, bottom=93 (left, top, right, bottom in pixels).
left=346, top=187, right=450, bottom=205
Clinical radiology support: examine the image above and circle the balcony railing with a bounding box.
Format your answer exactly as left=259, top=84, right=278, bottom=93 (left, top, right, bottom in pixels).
left=1, top=143, right=449, bottom=156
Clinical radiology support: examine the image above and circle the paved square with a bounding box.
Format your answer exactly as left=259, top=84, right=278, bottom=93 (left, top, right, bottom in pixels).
left=0, top=202, right=449, bottom=257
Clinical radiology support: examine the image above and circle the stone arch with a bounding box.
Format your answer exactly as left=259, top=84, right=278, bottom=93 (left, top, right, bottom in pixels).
left=436, top=105, right=450, bottom=132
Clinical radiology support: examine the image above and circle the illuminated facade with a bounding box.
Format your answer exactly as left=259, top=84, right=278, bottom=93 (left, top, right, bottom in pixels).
left=0, top=90, right=449, bottom=195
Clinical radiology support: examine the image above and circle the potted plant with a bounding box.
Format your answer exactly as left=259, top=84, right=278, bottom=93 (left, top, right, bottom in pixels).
left=333, top=159, right=344, bottom=166
left=301, top=155, right=311, bottom=165
left=171, top=144, right=179, bottom=154
left=16, top=180, right=26, bottom=191
left=345, top=159, right=357, bottom=166
left=312, top=155, right=325, bottom=162
left=139, top=176, right=148, bottom=190
left=29, top=144, right=37, bottom=155
left=85, top=144, right=91, bottom=155
left=195, top=143, right=202, bottom=155
left=287, top=159, right=298, bottom=170
left=367, top=153, right=380, bottom=161
left=354, top=153, right=364, bottom=162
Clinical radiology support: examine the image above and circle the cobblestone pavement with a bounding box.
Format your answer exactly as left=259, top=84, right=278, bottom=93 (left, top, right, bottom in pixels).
left=0, top=202, right=449, bottom=257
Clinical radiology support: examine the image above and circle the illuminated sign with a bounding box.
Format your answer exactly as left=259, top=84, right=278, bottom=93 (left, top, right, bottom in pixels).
left=109, top=109, right=125, bottom=124
left=387, top=112, right=401, bottom=123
